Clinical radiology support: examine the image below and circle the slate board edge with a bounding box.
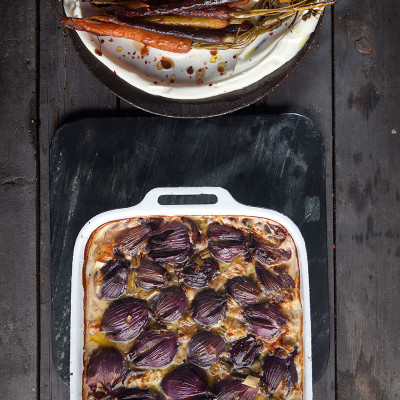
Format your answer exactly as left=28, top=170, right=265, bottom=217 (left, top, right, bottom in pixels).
left=50, top=114, right=329, bottom=386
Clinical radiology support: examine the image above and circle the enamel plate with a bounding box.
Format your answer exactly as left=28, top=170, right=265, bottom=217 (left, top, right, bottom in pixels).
left=64, top=1, right=322, bottom=116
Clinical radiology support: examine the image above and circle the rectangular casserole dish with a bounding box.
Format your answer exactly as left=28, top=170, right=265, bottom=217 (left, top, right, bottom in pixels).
left=70, top=187, right=312, bottom=400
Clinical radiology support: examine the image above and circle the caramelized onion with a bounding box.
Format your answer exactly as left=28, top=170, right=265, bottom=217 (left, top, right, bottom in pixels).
left=229, top=335, right=262, bottom=367
left=226, top=276, right=261, bottom=305
left=213, top=375, right=259, bottom=400
left=255, top=263, right=294, bottom=291
left=135, top=259, right=171, bottom=291
left=254, top=243, right=291, bottom=266
left=86, top=348, right=124, bottom=392
left=160, top=363, right=211, bottom=400
left=98, top=259, right=130, bottom=300
left=244, top=303, right=288, bottom=341
left=100, top=298, right=149, bottom=342
left=128, top=330, right=179, bottom=368
left=187, top=331, right=226, bottom=367
left=114, top=223, right=154, bottom=256
left=179, top=258, right=219, bottom=289
left=207, top=222, right=246, bottom=262
left=148, top=221, right=193, bottom=263
left=191, top=289, right=227, bottom=326
left=262, top=350, right=298, bottom=392
left=149, top=286, right=188, bottom=323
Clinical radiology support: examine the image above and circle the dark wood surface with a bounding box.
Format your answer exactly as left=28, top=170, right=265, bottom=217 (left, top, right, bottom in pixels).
left=0, top=0, right=398, bottom=399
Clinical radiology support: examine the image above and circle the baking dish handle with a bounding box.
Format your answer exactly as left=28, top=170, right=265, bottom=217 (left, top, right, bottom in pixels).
left=135, top=187, right=241, bottom=210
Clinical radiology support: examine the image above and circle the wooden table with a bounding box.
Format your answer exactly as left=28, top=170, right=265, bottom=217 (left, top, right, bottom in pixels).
left=1, top=1, right=399, bottom=399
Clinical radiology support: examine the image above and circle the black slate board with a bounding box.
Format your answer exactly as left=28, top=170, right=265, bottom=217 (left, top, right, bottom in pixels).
left=50, top=114, right=329, bottom=384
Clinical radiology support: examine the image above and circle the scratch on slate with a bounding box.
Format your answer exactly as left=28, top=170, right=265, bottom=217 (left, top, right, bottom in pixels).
left=280, top=119, right=300, bottom=178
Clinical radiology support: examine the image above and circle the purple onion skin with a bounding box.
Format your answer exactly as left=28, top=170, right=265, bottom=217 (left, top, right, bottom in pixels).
left=179, top=258, right=219, bottom=289
left=213, top=375, right=259, bottom=400
left=98, top=259, right=130, bottom=300
left=128, top=330, right=179, bottom=368
left=86, top=348, right=124, bottom=392
left=262, top=350, right=298, bottom=392
left=254, top=244, right=291, bottom=266
left=100, top=299, right=149, bottom=342
left=191, top=289, right=227, bottom=326
left=207, top=222, right=246, bottom=262
left=161, top=363, right=211, bottom=400
left=148, top=221, right=193, bottom=264
left=244, top=303, right=288, bottom=341
left=135, top=259, right=171, bottom=291
left=187, top=331, right=226, bottom=367
left=229, top=335, right=262, bottom=367
left=105, top=388, right=165, bottom=400
left=226, top=276, right=261, bottom=305
left=149, top=286, right=188, bottom=323
left=263, top=223, right=287, bottom=246
left=114, top=223, right=154, bottom=256
left=255, top=263, right=294, bottom=291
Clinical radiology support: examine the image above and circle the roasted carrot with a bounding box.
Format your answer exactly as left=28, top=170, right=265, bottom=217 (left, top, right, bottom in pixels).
left=144, top=15, right=229, bottom=29
left=112, top=0, right=239, bottom=17
left=106, top=15, right=230, bottom=44
left=229, top=0, right=249, bottom=7
left=61, top=17, right=191, bottom=53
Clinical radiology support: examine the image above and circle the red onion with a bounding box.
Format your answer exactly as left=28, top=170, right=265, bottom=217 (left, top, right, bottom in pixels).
left=187, top=331, right=226, bottom=367
left=226, top=276, right=261, bottom=305
left=135, top=259, right=171, bottom=291
left=100, top=298, right=149, bottom=342
left=128, top=330, right=179, bottom=368
left=149, top=286, right=188, bottom=323
left=191, top=289, right=227, bottom=326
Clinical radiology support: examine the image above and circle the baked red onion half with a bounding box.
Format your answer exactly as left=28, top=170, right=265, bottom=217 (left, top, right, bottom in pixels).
left=244, top=303, right=288, bottom=341
left=191, top=289, right=227, bottom=326
left=254, top=243, right=291, bottom=266
left=207, top=222, right=246, bottom=262
left=135, top=259, right=171, bottom=291
left=226, top=276, right=261, bottom=305
left=128, top=330, right=179, bottom=369
left=255, top=263, right=294, bottom=291
left=104, top=388, right=165, bottom=400
left=149, top=286, right=188, bottom=323
left=98, top=259, right=130, bottom=300
left=213, top=375, right=259, bottom=400
left=229, top=335, right=262, bottom=367
left=187, top=331, right=226, bottom=367
left=100, top=298, right=149, bottom=342
left=179, top=258, right=219, bottom=289
left=148, top=221, right=193, bottom=263
left=86, top=348, right=124, bottom=392
left=263, top=223, right=287, bottom=247
left=262, top=350, right=298, bottom=392
left=114, top=223, right=154, bottom=257
left=160, top=363, right=211, bottom=400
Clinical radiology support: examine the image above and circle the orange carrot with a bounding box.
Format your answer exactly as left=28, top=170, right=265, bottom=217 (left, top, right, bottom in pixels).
left=62, top=17, right=192, bottom=53
left=229, top=0, right=249, bottom=7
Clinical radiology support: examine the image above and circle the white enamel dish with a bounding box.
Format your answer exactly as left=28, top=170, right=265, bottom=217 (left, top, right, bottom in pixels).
left=70, top=187, right=312, bottom=400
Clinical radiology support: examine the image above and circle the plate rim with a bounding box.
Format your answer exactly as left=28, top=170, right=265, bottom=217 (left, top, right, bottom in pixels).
left=68, top=14, right=323, bottom=118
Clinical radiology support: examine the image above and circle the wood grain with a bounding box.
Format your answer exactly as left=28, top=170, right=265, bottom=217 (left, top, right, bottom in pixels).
left=335, top=1, right=400, bottom=398
left=0, top=2, right=38, bottom=399
left=38, top=0, right=117, bottom=398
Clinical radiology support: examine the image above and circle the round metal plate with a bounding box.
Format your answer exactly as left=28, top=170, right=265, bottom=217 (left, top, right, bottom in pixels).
left=69, top=17, right=322, bottom=118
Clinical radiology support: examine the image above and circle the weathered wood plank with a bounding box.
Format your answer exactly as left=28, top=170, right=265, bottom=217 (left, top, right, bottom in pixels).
left=335, top=1, right=400, bottom=398
left=38, top=1, right=117, bottom=398
left=265, top=9, right=335, bottom=400
left=0, top=2, right=38, bottom=399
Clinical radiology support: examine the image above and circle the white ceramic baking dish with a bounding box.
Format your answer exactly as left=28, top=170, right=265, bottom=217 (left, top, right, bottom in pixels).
left=70, top=187, right=312, bottom=400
